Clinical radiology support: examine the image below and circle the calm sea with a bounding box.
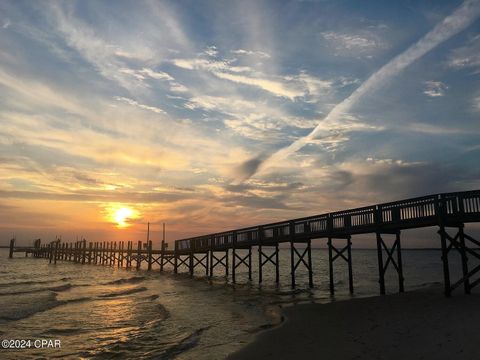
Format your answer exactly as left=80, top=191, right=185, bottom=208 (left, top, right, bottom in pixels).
left=0, top=247, right=462, bottom=359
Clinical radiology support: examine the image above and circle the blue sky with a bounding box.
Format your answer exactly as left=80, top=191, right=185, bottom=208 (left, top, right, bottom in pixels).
left=0, top=0, right=479, bottom=244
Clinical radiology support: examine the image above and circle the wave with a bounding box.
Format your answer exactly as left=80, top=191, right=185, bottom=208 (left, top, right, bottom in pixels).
left=98, top=286, right=147, bottom=298
left=43, top=327, right=90, bottom=336
left=142, top=294, right=160, bottom=301
left=0, top=277, right=70, bottom=288
left=161, top=327, right=211, bottom=359
left=0, top=283, right=73, bottom=296
left=102, top=276, right=145, bottom=285
left=0, top=292, right=60, bottom=322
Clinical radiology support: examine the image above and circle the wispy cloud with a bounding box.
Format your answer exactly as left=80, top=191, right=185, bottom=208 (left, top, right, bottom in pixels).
left=239, top=0, right=480, bottom=180
left=321, top=31, right=386, bottom=56
left=423, top=81, right=448, bottom=97
left=114, top=96, right=166, bottom=114
left=448, top=34, right=480, bottom=72
left=230, top=49, right=271, bottom=58
left=2, top=18, right=10, bottom=29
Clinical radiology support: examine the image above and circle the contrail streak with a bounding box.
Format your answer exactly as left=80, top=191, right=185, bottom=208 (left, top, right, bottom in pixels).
left=238, top=0, right=480, bottom=180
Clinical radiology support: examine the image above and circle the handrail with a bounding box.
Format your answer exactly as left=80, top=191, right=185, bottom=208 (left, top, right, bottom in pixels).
left=174, top=190, right=480, bottom=251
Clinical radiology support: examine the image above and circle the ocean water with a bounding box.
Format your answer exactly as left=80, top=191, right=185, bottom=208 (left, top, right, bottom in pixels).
left=0, top=247, right=464, bottom=359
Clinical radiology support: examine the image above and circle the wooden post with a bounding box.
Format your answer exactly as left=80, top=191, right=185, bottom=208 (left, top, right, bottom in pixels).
left=232, top=231, right=237, bottom=283
left=94, top=242, right=98, bottom=264
left=290, top=242, right=295, bottom=288
left=347, top=236, right=354, bottom=294
left=87, top=242, right=92, bottom=264
left=105, top=242, right=109, bottom=265
left=328, top=237, right=334, bottom=294
left=112, top=242, right=116, bottom=266
left=54, top=241, right=59, bottom=264
left=258, top=226, right=263, bottom=284
left=248, top=246, right=252, bottom=281
left=275, top=243, right=280, bottom=284
left=160, top=240, right=165, bottom=272
left=189, top=240, right=194, bottom=277
left=174, top=241, right=178, bottom=274
left=258, top=244, right=263, bottom=284
left=128, top=241, right=132, bottom=268
left=225, top=249, right=229, bottom=277
left=376, top=232, right=386, bottom=295
left=289, top=221, right=295, bottom=288
left=307, top=239, right=313, bottom=288
left=209, top=248, right=213, bottom=278
left=205, top=250, right=209, bottom=277
left=161, top=223, right=166, bottom=272
left=438, top=225, right=451, bottom=297
left=136, top=241, right=142, bottom=270
left=458, top=225, right=471, bottom=294
left=147, top=240, right=153, bottom=271
left=396, top=231, right=405, bottom=293
left=118, top=241, right=123, bottom=268
left=9, top=238, right=15, bottom=258
left=82, top=239, right=86, bottom=264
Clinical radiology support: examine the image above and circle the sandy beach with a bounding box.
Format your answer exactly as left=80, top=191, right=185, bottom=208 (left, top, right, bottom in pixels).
left=229, top=288, right=480, bottom=360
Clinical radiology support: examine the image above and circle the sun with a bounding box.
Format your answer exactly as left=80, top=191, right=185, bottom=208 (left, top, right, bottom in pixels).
left=114, top=207, right=134, bottom=228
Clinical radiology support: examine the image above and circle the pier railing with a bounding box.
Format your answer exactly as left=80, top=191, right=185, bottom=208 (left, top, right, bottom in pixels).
left=175, top=190, right=480, bottom=252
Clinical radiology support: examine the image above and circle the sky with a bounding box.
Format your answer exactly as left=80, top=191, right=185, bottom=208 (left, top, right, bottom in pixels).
left=0, top=0, right=479, bottom=247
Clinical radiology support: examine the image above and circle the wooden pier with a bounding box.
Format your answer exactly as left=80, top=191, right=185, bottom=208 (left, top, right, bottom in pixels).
left=7, top=190, right=480, bottom=297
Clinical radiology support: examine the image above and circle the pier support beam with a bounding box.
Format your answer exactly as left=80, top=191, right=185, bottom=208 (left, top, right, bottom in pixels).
left=175, top=254, right=189, bottom=274
left=160, top=241, right=174, bottom=272
left=290, top=240, right=313, bottom=288
left=126, top=241, right=132, bottom=268
left=258, top=244, right=280, bottom=284
left=328, top=235, right=353, bottom=294
left=147, top=240, right=153, bottom=271
left=9, top=238, right=15, bottom=258
left=136, top=241, right=142, bottom=270
left=232, top=247, right=252, bottom=283
left=438, top=224, right=480, bottom=296
left=82, top=239, right=86, bottom=264
left=190, top=252, right=209, bottom=277
left=209, top=249, right=229, bottom=278
left=376, top=231, right=404, bottom=295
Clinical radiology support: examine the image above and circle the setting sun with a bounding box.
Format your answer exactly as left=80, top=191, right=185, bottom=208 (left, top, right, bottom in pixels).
left=113, top=207, right=134, bottom=228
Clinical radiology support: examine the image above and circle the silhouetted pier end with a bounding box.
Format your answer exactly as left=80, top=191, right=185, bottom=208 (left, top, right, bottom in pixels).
left=6, top=189, right=480, bottom=297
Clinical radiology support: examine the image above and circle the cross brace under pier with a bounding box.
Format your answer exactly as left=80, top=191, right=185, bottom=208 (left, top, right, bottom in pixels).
left=439, top=224, right=480, bottom=296
left=259, top=244, right=279, bottom=284
left=376, top=231, right=404, bottom=295
left=232, top=246, right=252, bottom=283
left=328, top=235, right=353, bottom=294
left=209, top=250, right=229, bottom=278
left=290, top=240, right=313, bottom=288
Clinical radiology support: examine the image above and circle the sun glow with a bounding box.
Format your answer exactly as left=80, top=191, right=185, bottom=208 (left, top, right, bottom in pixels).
left=113, top=207, right=134, bottom=228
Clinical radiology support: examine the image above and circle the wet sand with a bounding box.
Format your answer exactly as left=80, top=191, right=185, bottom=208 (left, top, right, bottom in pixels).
left=229, top=288, right=480, bottom=360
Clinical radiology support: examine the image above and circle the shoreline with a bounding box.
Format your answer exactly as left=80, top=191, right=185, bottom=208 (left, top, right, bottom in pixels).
left=229, top=287, right=480, bottom=360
